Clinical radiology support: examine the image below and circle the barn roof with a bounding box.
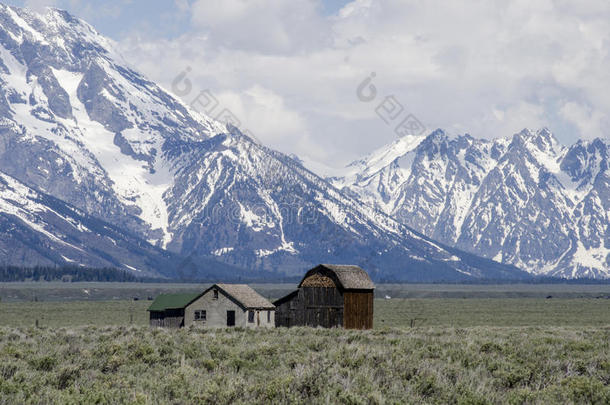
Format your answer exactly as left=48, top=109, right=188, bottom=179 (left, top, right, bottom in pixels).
left=272, top=289, right=298, bottom=306
left=215, top=284, right=275, bottom=309
left=299, top=264, right=375, bottom=290
left=147, top=293, right=200, bottom=311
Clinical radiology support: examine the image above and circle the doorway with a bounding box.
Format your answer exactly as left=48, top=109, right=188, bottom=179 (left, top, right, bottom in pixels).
left=226, top=310, right=235, bottom=327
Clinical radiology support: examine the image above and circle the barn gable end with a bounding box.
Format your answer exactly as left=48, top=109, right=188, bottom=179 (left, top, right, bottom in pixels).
left=301, top=273, right=336, bottom=288
left=275, top=264, right=375, bottom=329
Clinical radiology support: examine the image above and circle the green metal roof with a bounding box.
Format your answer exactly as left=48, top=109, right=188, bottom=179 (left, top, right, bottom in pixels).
left=147, top=293, right=200, bottom=311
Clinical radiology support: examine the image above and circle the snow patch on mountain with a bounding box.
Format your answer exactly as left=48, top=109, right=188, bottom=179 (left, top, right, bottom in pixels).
left=40, top=67, right=176, bottom=246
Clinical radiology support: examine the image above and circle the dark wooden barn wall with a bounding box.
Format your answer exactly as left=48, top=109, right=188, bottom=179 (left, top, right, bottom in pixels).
left=343, top=292, right=373, bottom=329
left=302, top=287, right=344, bottom=328
left=149, top=309, right=185, bottom=328
left=275, top=287, right=345, bottom=328
left=275, top=294, right=303, bottom=327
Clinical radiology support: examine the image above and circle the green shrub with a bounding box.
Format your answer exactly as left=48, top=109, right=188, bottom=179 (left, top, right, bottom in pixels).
left=561, top=376, right=610, bottom=404
left=56, top=366, right=80, bottom=389
left=0, top=363, right=18, bottom=380
left=29, top=355, right=57, bottom=371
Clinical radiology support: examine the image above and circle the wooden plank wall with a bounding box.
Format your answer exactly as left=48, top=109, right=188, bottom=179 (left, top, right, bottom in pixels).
left=275, top=287, right=345, bottom=328
left=343, top=292, right=373, bottom=329
left=302, top=287, right=344, bottom=328
left=275, top=293, right=303, bottom=327
left=275, top=285, right=373, bottom=329
left=149, top=309, right=185, bottom=328
left=275, top=301, right=292, bottom=327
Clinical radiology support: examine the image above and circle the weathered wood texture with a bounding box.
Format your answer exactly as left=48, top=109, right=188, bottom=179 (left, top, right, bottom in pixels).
left=276, top=286, right=346, bottom=328
left=275, top=294, right=298, bottom=327
left=302, top=287, right=344, bottom=328
left=274, top=266, right=375, bottom=329
left=343, top=291, right=374, bottom=329
left=149, top=309, right=185, bottom=328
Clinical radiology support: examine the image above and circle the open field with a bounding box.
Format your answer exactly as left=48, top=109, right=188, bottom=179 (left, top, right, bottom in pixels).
left=1, top=298, right=610, bottom=329
left=375, top=298, right=610, bottom=328
left=1, top=284, right=609, bottom=403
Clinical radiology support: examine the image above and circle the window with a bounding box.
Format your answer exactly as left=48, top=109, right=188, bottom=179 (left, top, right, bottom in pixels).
left=213, top=290, right=218, bottom=300
left=267, top=311, right=271, bottom=323
left=194, top=310, right=206, bottom=322
left=248, top=310, right=255, bottom=323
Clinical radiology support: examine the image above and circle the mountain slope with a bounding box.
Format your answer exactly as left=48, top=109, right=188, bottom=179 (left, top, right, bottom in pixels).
left=333, top=128, right=609, bottom=278
left=0, top=4, right=227, bottom=246
left=0, top=169, right=178, bottom=275
left=0, top=5, right=528, bottom=281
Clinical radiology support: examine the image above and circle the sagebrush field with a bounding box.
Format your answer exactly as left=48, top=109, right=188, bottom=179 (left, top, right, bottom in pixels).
left=0, top=325, right=609, bottom=404
left=0, top=286, right=609, bottom=404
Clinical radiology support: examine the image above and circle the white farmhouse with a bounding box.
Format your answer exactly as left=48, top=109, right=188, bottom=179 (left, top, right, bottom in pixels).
left=148, top=284, right=275, bottom=328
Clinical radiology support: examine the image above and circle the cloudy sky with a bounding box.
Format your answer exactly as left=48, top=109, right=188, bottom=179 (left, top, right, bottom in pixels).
left=6, top=0, right=610, bottom=171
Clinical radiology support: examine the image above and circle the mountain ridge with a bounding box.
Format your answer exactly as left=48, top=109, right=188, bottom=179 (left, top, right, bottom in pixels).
left=331, top=127, right=609, bottom=278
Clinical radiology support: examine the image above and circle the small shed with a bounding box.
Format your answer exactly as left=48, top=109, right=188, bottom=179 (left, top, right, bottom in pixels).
left=274, top=264, right=375, bottom=329
left=148, top=284, right=275, bottom=328
left=148, top=293, right=199, bottom=328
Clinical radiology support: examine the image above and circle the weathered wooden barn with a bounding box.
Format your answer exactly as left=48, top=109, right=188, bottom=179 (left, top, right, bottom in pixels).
left=148, top=284, right=275, bottom=328
left=274, top=264, right=375, bottom=329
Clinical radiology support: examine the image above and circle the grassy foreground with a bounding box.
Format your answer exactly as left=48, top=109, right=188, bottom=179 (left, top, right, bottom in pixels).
left=1, top=297, right=609, bottom=403
left=0, top=325, right=608, bottom=404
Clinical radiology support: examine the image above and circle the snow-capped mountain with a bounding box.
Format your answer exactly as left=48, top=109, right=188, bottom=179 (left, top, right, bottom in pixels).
left=332, top=128, right=609, bottom=278
left=0, top=168, right=178, bottom=275
left=0, top=5, right=528, bottom=281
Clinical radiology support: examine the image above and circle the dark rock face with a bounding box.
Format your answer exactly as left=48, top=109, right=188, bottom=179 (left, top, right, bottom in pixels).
left=28, top=64, right=72, bottom=119
left=77, top=62, right=131, bottom=133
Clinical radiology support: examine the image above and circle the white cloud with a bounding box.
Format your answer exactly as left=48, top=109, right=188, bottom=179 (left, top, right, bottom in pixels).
left=190, top=0, right=331, bottom=54
left=114, top=0, right=610, bottom=168
left=174, top=0, right=190, bottom=13
left=24, top=0, right=56, bottom=12
left=214, top=85, right=309, bottom=144
left=560, top=102, right=608, bottom=140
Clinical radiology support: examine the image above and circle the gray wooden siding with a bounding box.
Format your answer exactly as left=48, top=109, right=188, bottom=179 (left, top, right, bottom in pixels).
left=185, top=288, right=275, bottom=328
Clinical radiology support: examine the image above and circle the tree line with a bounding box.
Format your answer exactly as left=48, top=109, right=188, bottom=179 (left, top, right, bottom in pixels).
left=0, top=265, right=144, bottom=282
